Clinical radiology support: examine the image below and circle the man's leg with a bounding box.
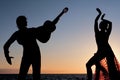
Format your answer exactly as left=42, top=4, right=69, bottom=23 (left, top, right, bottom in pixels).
left=18, top=59, right=30, bottom=80
left=32, top=56, right=41, bottom=80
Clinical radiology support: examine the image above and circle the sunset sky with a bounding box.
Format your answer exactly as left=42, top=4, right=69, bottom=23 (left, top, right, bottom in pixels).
left=0, top=0, right=120, bottom=74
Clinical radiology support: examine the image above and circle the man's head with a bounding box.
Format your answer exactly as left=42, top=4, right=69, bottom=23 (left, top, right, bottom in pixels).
left=16, top=15, right=27, bottom=30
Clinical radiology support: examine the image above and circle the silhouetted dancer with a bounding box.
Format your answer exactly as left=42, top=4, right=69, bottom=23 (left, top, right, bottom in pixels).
left=3, top=7, right=68, bottom=80
left=86, top=8, right=119, bottom=80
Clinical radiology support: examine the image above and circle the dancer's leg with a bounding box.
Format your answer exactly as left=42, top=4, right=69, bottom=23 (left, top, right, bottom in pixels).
left=95, top=62, right=101, bottom=80
left=86, top=56, right=98, bottom=80
left=107, top=54, right=118, bottom=80
left=86, top=53, right=105, bottom=80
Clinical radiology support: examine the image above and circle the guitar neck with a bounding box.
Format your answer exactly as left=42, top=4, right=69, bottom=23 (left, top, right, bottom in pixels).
left=52, top=11, right=64, bottom=25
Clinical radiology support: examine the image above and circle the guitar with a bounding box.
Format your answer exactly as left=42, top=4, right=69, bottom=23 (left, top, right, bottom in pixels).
left=53, top=7, right=69, bottom=25
left=43, top=7, right=68, bottom=31
left=37, top=7, right=68, bottom=42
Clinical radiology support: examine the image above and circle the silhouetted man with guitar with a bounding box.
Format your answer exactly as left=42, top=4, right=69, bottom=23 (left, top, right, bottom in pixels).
left=3, top=7, right=68, bottom=80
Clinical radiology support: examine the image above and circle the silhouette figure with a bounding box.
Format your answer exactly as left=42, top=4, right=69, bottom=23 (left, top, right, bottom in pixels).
left=86, top=8, right=120, bottom=80
left=3, top=7, right=68, bottom=80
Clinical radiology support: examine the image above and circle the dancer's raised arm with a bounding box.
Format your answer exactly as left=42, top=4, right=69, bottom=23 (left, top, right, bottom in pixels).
left=101, top=14, right=112, bottom=35
left=94, top=8, right=102, bottom=33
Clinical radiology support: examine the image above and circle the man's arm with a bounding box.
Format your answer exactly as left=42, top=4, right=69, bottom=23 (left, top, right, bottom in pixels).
left=3, top=32, right=16, bottom=65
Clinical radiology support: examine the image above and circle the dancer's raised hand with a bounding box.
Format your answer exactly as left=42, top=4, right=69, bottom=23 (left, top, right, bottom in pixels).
left=101, top=14, right=105, bottom=20
left=96, top=8, right=102, bottom=15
